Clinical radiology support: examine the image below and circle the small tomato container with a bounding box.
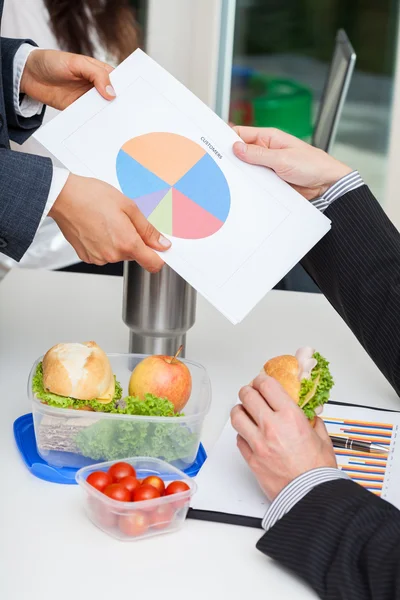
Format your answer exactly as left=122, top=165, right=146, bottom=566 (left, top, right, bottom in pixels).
left=29, top=353, right=211, bottom=470
left=76, top=457, right=197, bottom=541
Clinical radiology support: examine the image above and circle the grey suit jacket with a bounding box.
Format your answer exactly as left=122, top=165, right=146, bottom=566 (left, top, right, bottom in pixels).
left=0, top=0, right=52, bottom=261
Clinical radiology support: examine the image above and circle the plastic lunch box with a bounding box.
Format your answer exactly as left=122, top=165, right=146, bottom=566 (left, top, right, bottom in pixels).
left=76, top=456, right=197, bottom=541
left=29, top=353, right=211, bottom=470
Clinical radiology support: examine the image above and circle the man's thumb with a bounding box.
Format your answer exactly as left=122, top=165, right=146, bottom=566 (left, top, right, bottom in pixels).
left=233, top=141, right=280, bottom=170
left=313, top=416, right=331, bottom=442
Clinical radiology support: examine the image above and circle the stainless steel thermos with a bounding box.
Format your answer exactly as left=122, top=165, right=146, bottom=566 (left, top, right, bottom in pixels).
left=122, top=261, right=197, bottom=357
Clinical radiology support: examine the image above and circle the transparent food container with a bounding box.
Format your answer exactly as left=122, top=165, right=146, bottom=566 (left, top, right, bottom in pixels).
left=29, top=353, right=211, bottom=470
left=76, top=457, right=197, bottom=541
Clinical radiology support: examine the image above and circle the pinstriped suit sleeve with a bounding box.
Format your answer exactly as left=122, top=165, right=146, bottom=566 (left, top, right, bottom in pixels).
left=302, top=185, right=400, bottom=396
left=255, top=187, right=400, bottom=598
left=257, top=479, right=400, bottom=600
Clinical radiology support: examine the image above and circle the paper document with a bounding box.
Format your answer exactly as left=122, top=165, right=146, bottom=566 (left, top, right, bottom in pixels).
left=192, top=403, right=400, bottom=518
left=323, top=403, right=400, bottom=504
left=192, top=420, right=270, bottom=519
left=34, top=49, right=330, bottom=323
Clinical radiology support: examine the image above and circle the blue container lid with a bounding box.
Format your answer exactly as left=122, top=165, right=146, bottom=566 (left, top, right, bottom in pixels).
left=13, top=413, right=207, bottom=485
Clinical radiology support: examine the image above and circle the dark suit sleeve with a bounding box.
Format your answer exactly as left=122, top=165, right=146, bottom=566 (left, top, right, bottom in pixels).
left=1, top=37, right=46, bottom=144
left=257, top=479, right=400, bottom=600
left=301, top=185, right=400, bottom=396
left=0, top=148, right=52, bottom=260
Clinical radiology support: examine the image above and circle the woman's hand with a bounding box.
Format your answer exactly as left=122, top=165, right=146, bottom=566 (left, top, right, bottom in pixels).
left=233, top=126, right=352, bottom=200
left=49, top=175, right=171, bottom=271
left=20, top=49, right=116, bottom=110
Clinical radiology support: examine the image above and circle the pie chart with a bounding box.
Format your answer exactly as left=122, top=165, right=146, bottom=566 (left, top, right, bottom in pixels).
left=116, top=132, right=231, bottom=239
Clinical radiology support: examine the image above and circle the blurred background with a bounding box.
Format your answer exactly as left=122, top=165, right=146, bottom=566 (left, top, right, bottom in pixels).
left=133, top=0, right=399, bottom=202
left=230, top=0, right=398, bottom=202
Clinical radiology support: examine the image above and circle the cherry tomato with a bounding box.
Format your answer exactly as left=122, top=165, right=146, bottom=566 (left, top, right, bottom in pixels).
left=103, top=483, right=131, bottom=502
left=150, top=504, right=175, bottom=530
left=119, top=476, right=141, bottom=497
left=119, top=511, right=149, bottom=537
left=165, top=481, right=190, bottom=495
left=141, top=475, right=165, bottom=496
left=88, top=498, right=117, bottom=528
left=86, top=470, right=113, bottom=492
left=108, top=462, right=136, bottom=482
left=98, top=509, right=118, bottom=528
left=132, top=484, right=161, bottom=505
left=165, top=480, right=191, bottom=509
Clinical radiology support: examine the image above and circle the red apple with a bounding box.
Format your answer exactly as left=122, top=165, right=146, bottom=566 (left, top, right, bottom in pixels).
left=128, top=346, right=192, bottom=412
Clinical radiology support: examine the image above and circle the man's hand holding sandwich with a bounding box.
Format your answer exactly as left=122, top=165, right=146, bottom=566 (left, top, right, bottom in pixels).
left=231, top=347, right=340, bottom=505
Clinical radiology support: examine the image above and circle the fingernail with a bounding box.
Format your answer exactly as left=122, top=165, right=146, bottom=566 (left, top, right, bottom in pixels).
left=106, top=85, right=116, bottom=97
left=159, top=235, right=171, bottom=248
left=235, top=142, right=247, bottom=154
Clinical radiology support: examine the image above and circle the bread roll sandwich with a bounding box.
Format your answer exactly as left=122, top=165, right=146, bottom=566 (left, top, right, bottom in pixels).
left=263, top=347, right=334, bottom=426
left=32, top=342, right=122, bottom=411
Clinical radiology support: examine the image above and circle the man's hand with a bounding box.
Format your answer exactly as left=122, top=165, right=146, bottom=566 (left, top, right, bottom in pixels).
left=230, top=373, right=337, bottom=501
left=49, top=175, right=171, bottom=271
left=232, top=127, right=352, bottom=200
left=20, top=50, right=116, bottom=110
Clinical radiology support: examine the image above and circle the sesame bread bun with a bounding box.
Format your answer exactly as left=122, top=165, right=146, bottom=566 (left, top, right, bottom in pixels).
left=42, top=342, right=115, bottom=403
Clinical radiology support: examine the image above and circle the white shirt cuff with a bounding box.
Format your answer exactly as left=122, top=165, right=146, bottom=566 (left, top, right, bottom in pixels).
left=13, top=44, right=43, bottom=118
left=262, top=467, right=351, bottom=532
left=39, top=167, right=70, bottom=227
left=311, top=171, right=364, bottom=212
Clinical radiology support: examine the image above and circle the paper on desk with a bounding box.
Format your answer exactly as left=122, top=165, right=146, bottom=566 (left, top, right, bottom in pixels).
left=191, top=403, right=400, bottom=519
left=323, top=403, right=400, bottom=508
left=192, top=421, right=270, bottom=518
left=34, top=49, right=330, bottom=324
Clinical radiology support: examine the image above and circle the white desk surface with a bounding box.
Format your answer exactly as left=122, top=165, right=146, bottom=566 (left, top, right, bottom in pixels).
left=0, top=269, right=398, bottom=600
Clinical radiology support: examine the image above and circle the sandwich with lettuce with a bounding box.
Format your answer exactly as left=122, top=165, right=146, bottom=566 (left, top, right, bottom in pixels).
left=32, top=341, right=183, bottom=416
left=263, top=347, right=334, bottom=425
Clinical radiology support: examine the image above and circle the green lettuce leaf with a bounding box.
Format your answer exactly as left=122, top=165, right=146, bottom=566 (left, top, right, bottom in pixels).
left=299, top=352, right=334, bottom=420
left=32, top=362, right=122, bottom=410
left=112, top=395, right=184, bottom=416
left=73, top=395, right=194, bottom=463
left=75, top=418, right=197, bottom=464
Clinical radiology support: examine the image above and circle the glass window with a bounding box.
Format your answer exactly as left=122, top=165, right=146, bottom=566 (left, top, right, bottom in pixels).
left=229, top=0, right=399, bottom=201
